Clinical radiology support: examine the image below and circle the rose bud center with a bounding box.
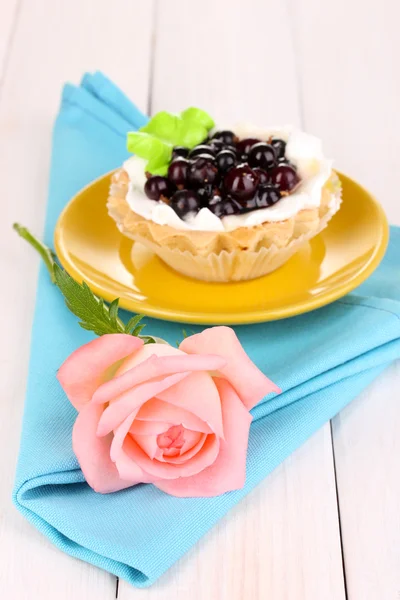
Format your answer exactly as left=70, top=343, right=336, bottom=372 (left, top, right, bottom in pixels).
left=157, top=424, right=186, bottom=457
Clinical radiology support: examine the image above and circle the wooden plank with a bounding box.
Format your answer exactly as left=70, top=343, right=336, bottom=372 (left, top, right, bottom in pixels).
left=150, top=0, right=301, bottom=125
left=289, top=0, right=400, bottom=224
left=291, top=1, right=400, bottom=597
left=120, top=1, right=346, bottom=597
left=0, top=0, right=19, bottom=84
left=332, top=363, right=400, bottom=600
left=0, top=0, right=154, bottom=598
left=120, top=427, right=345, bottom=600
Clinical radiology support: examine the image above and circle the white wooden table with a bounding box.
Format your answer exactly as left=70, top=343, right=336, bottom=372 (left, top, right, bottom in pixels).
left=1, top=1, right=399, bottom=598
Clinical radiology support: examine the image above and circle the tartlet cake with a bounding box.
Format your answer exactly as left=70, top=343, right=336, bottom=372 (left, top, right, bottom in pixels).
left=108, top=110, right=342, bottom=282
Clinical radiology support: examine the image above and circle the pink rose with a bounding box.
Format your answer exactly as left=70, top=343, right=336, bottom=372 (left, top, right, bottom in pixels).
left=57, top=327, right=280, bottom=497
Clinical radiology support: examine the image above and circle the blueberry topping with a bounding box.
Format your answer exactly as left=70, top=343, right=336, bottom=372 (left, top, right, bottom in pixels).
left=269, top=165, right=300, bottom=192
left=170, top=190, right=200, bottom=218
left=197, top=184, right=214, bottom=206
left=221, top=197, right=242, bottom=216
left=209, top=139, right=224, bottom=152
left=271, top=138, right=286, bottom=159
left=256, top=184, right=281, bottom=208
left=248, top=142, right=277, bottom=171
left=168, top=158, right=189, bottom=187
left=252, top=167, right=269, bottom=185
left=189, top=152, right=216, bottom=163
left=241, top=197, right=257, bottom=212
left=144, top=128, right=301, bottom=218
left=144, top=176, right=173, bottom=201
left=236, top=138, right=260, bottom=157
left=189, top=144, right=216, bottom=159
left=208, top=195, right=224, bottom=217
left=224, top=164, right=259, bottom=202
left=188, top=156, right=218, bottom=188
left=172, top=146, right=189, bottom=159
left=215, top=149, right=237, bottom=173
left=212, top=130, right=237, bottom=145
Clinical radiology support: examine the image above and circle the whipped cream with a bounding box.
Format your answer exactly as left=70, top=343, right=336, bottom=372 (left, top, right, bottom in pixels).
left=123, top=125, right=334, bottom=232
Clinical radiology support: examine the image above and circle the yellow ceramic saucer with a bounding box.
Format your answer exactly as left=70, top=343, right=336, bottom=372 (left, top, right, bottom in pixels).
left=54, top=171, right=388, bottom=325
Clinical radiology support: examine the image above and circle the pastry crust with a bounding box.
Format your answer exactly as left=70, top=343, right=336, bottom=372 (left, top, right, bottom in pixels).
left=107, top=169, right=342, bottom=281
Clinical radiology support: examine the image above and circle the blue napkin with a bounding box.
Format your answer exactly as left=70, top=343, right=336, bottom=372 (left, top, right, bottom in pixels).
left=13, top=72, right=400, bottom=588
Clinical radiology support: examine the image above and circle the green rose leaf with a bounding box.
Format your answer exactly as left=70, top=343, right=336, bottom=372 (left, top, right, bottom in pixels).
left=181, top=107, right=215, bottom=131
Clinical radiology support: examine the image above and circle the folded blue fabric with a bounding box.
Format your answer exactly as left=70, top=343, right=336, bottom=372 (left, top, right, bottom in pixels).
left=13, top=72, right=400, bottom=587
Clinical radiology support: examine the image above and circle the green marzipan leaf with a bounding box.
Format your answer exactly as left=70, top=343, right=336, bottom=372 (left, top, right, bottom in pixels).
left=126, top=132, right=172, bottom=162
left=53, top=264, right=125, bottom=337
left=127, top=131, right=172, bottom=176
left=147, top=163, right=168, bottom=176
left=177, top=123, right=208, bottom=148
left=181, top=107, right=215, bottom=130
left=141, top=112, right=183, bottom=144
left=127, top=107, right=215, bottom=174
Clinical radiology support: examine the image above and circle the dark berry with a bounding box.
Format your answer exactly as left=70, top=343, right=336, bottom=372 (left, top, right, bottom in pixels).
left=278, top=158, right=297, bottom=170
left=188, top=157, right=218, bottom=188
left=256, top=184, right=282, bottom=208
left=170, top=190, right=200, bottom=218
left=209, top=194, right=222, bottom=206
left=252, top=167, right=269, bottom=185
left=248, top=143, right=277, bottom=170
left=224, top=145, right=239, bottom=157
left=270, top=165, right=300, bottom=192
left=189, top=145, right=216, bottom=159
left=224, top=164, right=259, bottom=202
left=168, top=158, right=189, bottom=188
left=271, top=138, right=286, bottom=159
left=197, top=184, right=214, bottom=207
left=210, top=139, right=224, bottom=152
left=236, top=138, right=260, bottom=157
left=190, top=152, right=216, bottom=163
left=215, top=149, right=237, bottom=172
left=241, top=197, right=257, bottom=212
left=212, top=130, right=237, bottom=145
left=172, top=146, right=189, bottom=159
left=208, top=201, right=224, bottom=218
left=221, top=198, right=242, bottom=216
left=144, top=176, right=172, bottom=201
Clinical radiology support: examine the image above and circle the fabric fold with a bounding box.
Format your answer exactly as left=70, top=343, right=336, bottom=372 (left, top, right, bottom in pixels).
left=13, top=72, right=400, bottom=587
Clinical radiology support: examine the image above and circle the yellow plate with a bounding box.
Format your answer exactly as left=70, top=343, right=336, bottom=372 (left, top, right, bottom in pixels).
left=54, top=171, right=389, bottom=325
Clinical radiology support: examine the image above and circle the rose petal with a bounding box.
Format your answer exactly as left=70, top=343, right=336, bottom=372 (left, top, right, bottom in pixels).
left=114, top=447, right=159, bottom=484
left=121, top=433, right=219, bottom=480
left=97, top=372, right=190, bottom=437
left=154, top=378, right=252, bottom=497
left=92, top=349, right=227, bottom=406
left=129, top=420, right=170, bottom=436
left=165, top=433, right=207, bottom=464
left=180, top=327, right=280, bottom=410
left=72, top=402, right=135, bottom=493
left=130, top=432, right=160, bottom=460
left=180, top=429, right=203, bottom=454
left=135, top=398, right=213, bottom=434
left=58, top=334, right=143, bottom=410
left=110, top=409, right=140, bottom=463
left=156, top=372, right=224, bottom=439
